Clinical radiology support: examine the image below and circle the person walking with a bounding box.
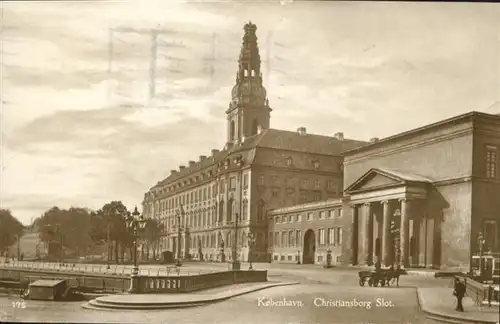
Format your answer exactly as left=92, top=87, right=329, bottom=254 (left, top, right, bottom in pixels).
left=453, top=277, right=466, bottom=312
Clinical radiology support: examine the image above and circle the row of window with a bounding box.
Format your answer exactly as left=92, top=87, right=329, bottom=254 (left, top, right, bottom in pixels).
left=163, top=231, right=265, bottom=250
left=161, top=200, right=265, bottom=229
left=270, top=228, right=342, bottom=247
left=258, top=176, right=341, bottom=191
left=275, top=209, right=342, bottom=224
left=486, top=145, right=498, bottom=179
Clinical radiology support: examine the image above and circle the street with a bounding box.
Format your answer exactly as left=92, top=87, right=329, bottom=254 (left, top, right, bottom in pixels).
left=0, top=263, right=447, bottom=324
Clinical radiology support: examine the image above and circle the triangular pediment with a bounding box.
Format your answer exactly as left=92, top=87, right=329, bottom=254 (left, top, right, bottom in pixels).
left=345, top=169, right=405, bottom=193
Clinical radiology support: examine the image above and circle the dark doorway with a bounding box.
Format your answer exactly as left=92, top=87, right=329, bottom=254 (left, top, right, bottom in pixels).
left=375, top=238, right=381, bottom=262
left=303, top=229, right=316, bottom=264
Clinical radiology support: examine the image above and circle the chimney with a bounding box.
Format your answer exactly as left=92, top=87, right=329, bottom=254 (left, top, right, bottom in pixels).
left=297, top=127, right=306, bottom=135
left=257, top=125, right=263, bottom=134
left=334, top=132, right=344, bottom=140
left=211, top=149, right=219, bottom=157
left=370, top=137, right=379, bottom=143
left=199, top=155, right=207, bottom=162
left=189, top=161, right=196, bottom=167
left=170, top=170, right=177, bottom=175
left=179, top=165, right=186, bottom=171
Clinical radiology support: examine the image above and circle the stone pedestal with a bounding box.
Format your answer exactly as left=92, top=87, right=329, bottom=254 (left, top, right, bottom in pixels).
left=128, top=274, right=140, bottom=293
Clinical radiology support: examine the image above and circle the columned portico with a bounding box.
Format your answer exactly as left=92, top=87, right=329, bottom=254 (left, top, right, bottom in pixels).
left=345, top=168, right=431, bottom=268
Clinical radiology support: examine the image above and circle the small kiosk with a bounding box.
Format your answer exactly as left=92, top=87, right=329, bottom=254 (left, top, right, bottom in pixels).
left=27, top=280, right=68, bottom=301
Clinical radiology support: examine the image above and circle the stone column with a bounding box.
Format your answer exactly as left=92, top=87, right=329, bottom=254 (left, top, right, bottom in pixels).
left=400, top=198, right=410, bottom=268
left=411, top=216, right=420, bottom=267
left=364, top=203, right=373, bottom=265
left=381, top=200, right=391, bottom=267
left=351, top=205, right=359, bottom=265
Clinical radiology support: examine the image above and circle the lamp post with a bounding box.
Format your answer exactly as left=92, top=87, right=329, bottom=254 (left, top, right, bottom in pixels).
left=219, top=231, right=225, bottom=262
left=477, top=232, right=485, bottom=277
left=232, top=214, right=241, bottom=270
left=247, top=231, right=255, bottom=270
left=175, top=205, right=184, bottom=267
left=126, top=206, right=146, bottom=278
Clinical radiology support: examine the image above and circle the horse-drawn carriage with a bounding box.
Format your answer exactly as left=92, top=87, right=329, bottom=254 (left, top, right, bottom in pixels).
left=358, top=267, right=402, bottom=287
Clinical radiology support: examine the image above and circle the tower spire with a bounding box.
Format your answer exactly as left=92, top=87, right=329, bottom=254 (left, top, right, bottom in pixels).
left=226, top=22, right=272, bottom=145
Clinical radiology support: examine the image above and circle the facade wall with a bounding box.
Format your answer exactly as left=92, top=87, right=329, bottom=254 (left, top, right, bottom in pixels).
left=429, top=182, right=472, bottom=269
left=343, top=120, right=474, bottom=188
left=471, top=116, right=500, bottom=257
left=268, top=200, right=344, bottom=265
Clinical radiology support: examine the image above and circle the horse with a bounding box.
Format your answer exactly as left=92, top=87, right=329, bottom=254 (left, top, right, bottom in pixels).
left=387, top=265, right=403, bottom=287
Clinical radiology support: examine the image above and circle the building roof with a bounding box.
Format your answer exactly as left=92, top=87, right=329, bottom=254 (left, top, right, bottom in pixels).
left=343, top=111, right=500, bottom=156
left=151, top=128, right=368, bottom=190
left=29, top=279, right=66, bottom=287
left=241, top=128, right=368, bottom=155
left=344, top=168, right=432, bottom=194
left=269, top=198, right=344, bottom=215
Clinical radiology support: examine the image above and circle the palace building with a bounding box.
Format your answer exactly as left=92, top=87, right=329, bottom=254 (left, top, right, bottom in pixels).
left=141, top=22, right=367, bottom=263
left=269, top=111, right=500, bottom=270
left=342, top=111, right=500, bottom=270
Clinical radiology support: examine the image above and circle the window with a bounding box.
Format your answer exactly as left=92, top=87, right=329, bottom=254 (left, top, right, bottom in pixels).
left=268, top=232, right=273, bottom=246
left=327, top=180, right=335, bottom=190
left=319, top=211, right=326, bottom=219
left=257, top=200, right=265, bottom=221
left=286, top=177, right=293, bottom=188
left=203, top=188, right=207, bottom=200
left=338, top=209, right=343, bottom=218
left=288, top=231, right=294, bottom=246
left=274, top=232, right=280, bottom=247
left=220, top=180, right=225, bottom=193
left=297, top=214, right=302, bottom=222
left=313, top=161, right=320, bottom=169
left=486, top=145, right=497, bottom=178
left=229, top=177, right=236, bottom=190
left=307, top=212, right=313, bottom=221
left=286, top=157, right=293, bottom=166
left=300, top=190, right=308, bottom=202
left=313, top=180, right=320, bottom=189
left=275, top=216, right=280, bottom=224
left=335, top=228, right=342, bottom=245
left=301, top=179, right=308, bottom=188
left=281, top=232, right=286, bottom=246
left=296, top=230, right=301, bottom=246
left=319, top=228, right=325, bottom=245
left=328, top=210, right=335, bottom=218
left=258, top=175, right=265, bottom=186
left=328, top=228, right=335, bottom=245
left=243, top=174, right=249, bottom=188
left=313, top=192, right=321, bottom=201
left=242, top=200, right=248, bottom=220
left=272, top=189, right=280, bottom=198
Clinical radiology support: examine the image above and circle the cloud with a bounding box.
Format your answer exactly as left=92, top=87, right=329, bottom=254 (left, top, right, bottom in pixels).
left=2, top=1, right=499, bottom=224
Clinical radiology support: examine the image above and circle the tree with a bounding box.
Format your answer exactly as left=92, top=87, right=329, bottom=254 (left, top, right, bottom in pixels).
left=36, top=206, right=93, bottom=258
left=142, top=218, right=163, bottom=260
left=90, top=201, right=130, bottom=263
left=0, top=209, right=25, bottom=256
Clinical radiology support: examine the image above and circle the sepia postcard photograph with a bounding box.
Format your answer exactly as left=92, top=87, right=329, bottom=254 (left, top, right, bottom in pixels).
left=0, top=0, right=499, bottom=323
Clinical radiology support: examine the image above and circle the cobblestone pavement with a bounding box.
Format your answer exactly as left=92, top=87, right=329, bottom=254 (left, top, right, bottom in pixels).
left=0, top=277, right=445, bottom=323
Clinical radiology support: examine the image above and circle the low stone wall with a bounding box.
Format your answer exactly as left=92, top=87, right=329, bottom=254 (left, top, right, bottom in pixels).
left=0, top=268, right=130, bottom=293
left=136, top=270, right=268, bottom=294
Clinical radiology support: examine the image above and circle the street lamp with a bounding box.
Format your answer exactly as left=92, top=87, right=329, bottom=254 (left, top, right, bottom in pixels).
left=477, top=232, right=486, bottom=277
left=247, top=231, right=255, bottom=270
left=219, top=231, right=225, bottom=262
left=126, top=206, right=146, bottom=276
left=175, top=205, right=185, bottom=267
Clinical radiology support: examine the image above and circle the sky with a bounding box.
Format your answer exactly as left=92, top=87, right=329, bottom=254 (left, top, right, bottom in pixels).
left=1, top=0, right=499, bottom=225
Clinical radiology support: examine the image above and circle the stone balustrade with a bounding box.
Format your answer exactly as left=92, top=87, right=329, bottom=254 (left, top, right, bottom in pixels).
left=135, top=270, right=267, bottom=293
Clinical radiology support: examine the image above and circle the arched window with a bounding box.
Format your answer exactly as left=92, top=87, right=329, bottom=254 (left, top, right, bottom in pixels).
left=227, top=199, right=233, bottom=222
left=251, top=118, right=258, bottom=135
left=218, top=200, right=224, bottom=222
left=230, top=120, right=235, bottom=140
left=257, top=200, right=266, bottom=221
left=242, top=199, right=248, bottom=220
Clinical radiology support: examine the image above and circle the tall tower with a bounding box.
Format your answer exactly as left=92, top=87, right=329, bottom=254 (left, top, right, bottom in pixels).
left=226, top=22, right=272, bottom=145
